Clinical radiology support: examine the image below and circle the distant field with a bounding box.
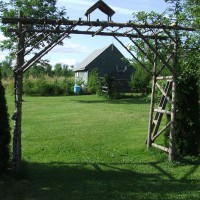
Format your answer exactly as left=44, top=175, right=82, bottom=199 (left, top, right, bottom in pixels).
left=1, top=95, right=200, bottom=200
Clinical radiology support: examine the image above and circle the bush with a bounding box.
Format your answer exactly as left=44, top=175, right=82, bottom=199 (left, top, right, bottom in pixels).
left=87, top=69, right=101, bottom=94
left=23, top=76, right=74, bottom=96
left=129, top=65, right=151, bottom=96
left=23, top=78, right=37, bottom=95
left=103, top=74, right=121, bottom=99
left=2, top=78, right=14, bottom=95
left=0, top=71, right=11, bottom=172
left=174, top=69, right=200, bottom=156
left=164, top=68, right=200, bottom=157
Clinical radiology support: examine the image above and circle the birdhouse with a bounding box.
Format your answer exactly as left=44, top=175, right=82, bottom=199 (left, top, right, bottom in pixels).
left=85, top=0, right=115, bottom=21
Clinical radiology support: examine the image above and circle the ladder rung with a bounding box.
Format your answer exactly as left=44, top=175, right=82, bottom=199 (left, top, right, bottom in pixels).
left=152, top=143, right=169, bottom=153
left=153, top=120, right=158, bottom=125
left=156, top=76, right=173, bottom=80
left=154, top=108, right=171, bottom=115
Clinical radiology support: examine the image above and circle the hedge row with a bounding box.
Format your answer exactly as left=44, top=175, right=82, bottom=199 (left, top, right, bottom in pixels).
left=3, top=76, right=75, bottom=96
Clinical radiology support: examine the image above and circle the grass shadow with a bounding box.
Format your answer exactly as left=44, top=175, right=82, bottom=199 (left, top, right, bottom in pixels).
left=70, top=97, right=148, bottom=105
left=1, top=161, right=200, bottom=200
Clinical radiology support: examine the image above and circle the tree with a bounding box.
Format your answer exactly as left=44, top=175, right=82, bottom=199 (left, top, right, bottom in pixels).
left=164, top=0, right=200, bottom=156
left=62, top=64, right=74, bottom=77
left=25, top=64, right=45, bottom=78
left=0, top=0, right=66, bottom=60
left=175, top=67, right=200, bottom=156
left=39, top=59, right=54, bottom=77
left=54, top=63, right=63, bottom=77
left=0, top=1, right=67, bottom=173
left=53, top=63, right=74, bottom=77
left=131, top=4, right=200, bottom=157
left=130, top=64, right=151, bottom=96
left=129, top=11, right=172, bottom=95
left=0, top=70, right=11, bottom=172
left=0, top=56, right=13, bottom=79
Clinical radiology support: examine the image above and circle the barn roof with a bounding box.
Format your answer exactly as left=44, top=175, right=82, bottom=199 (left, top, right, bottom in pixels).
left=74, top=44, right=121, bottom=72
left=85, top=0, right=115, bottom=18
left=74, top=45, right=109, bottom=71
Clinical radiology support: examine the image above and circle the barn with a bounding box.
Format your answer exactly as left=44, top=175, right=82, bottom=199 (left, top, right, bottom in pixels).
left=74, top=44, right=134, bottom=92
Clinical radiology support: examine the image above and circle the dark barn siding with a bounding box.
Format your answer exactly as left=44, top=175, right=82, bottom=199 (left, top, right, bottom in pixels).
left=74, top=44, right=134, bottom=92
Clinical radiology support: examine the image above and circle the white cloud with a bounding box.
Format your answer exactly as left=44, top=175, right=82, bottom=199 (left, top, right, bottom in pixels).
left=0, top=34, right=9, bottom=62
left=0, top=51, right=8, bottom=62
left=112, top=6, right=134, bottom=16
left=0, top=34, right=7, bottom=42
left=58, top=0, right=134, bottom=17
left=52, top=41, right=90, bottom=54
left=59, top=0, right=93, bottom=7
left=50, top=58, right=77, bottom=66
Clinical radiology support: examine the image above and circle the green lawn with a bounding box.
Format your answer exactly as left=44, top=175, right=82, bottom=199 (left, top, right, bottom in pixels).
left=1, top=95, right=200, bottom=200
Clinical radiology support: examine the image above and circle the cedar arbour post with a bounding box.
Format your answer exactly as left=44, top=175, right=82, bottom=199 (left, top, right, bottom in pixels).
left=13, top=11, right=25, bottom=174
left=169, top=30, right=178, bottom=161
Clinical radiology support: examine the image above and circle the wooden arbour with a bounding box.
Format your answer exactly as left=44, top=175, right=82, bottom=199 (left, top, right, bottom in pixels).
left=2, top=9, right=194, bottom=173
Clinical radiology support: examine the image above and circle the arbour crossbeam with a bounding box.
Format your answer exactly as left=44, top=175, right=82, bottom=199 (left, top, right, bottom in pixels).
left=1, top=10, right=194, bottom=173
left=2, top=17, right=194, bottom=31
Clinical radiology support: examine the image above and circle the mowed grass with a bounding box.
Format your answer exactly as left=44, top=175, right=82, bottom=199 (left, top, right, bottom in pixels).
left=1, top=95, right=200, bottom=200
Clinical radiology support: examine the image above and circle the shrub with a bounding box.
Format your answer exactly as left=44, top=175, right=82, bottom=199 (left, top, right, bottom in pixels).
left=2, top=78, right=14, bottom=95
left=164, top=68, right=200, bottom=157
left=174, top=69, right=200, bottom=156
left=23, top=78, right=37, bottom=95
left=87, top=69, right=101, bottom=94
left=103, top=74, right=121, bottom=99
left=129, top=65, right=151, bottom=96
left=23, top=76, right=74, bottom=96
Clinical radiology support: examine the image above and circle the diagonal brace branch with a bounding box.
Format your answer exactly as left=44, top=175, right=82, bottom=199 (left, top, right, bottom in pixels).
left=14, top=23, right=78, bottom=74
left=23, top=32, right=71, bottom=73
left=132, top=27, right=174, bottom=73
left=129, top=37, right=154, bottom=64
left=114, top=36, right=152, bottom=75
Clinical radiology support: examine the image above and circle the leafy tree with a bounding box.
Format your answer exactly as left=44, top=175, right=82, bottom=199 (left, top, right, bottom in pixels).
left=62, top=64, right=74, bottom=77
left=0, top=56, right=13, bottom=79
left=130, top=61, right=151, bottom=96
left=54, top=63, right=63, bottom=77
left=164, top=0, right=200, bottom=156
left=0, top=0, right=66, bottom=64
left=0, top=70, right=11, bottom=172
left=39, top=59, right=54, bottom=77
left=129, top=11, right=173, bottom=95
left=25, top=64, right=45, bottom=78
left=62, top=64, right=69, bottom=77
left=54, top=63, right=74, bottom=78
left=131, top=3, right=200, bottom=156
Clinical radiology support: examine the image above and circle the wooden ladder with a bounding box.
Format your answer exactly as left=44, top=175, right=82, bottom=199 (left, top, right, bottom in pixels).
left=148, top=78, right=173, bottom=152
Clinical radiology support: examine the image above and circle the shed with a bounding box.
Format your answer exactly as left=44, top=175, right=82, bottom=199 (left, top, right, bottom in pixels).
left=74, top=44, right=134, bottom=92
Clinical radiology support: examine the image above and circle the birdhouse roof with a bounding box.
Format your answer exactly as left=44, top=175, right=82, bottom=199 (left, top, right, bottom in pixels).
left=85, top=0, right=115, bottom=17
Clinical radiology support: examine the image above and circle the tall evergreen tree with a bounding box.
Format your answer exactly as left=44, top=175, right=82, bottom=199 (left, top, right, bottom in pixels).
left=0, top=70, right=11, bottom=172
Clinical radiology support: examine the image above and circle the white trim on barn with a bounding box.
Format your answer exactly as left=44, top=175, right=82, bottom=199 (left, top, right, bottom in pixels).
left=75, top=71, right=88, bottom=86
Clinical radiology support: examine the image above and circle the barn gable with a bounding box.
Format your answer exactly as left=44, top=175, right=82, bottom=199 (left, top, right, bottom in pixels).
left=74, top=44, right=134, bottom=91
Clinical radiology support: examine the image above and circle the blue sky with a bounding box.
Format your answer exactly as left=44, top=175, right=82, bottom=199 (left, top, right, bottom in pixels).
left=0, top=0, right=169, bottom=67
